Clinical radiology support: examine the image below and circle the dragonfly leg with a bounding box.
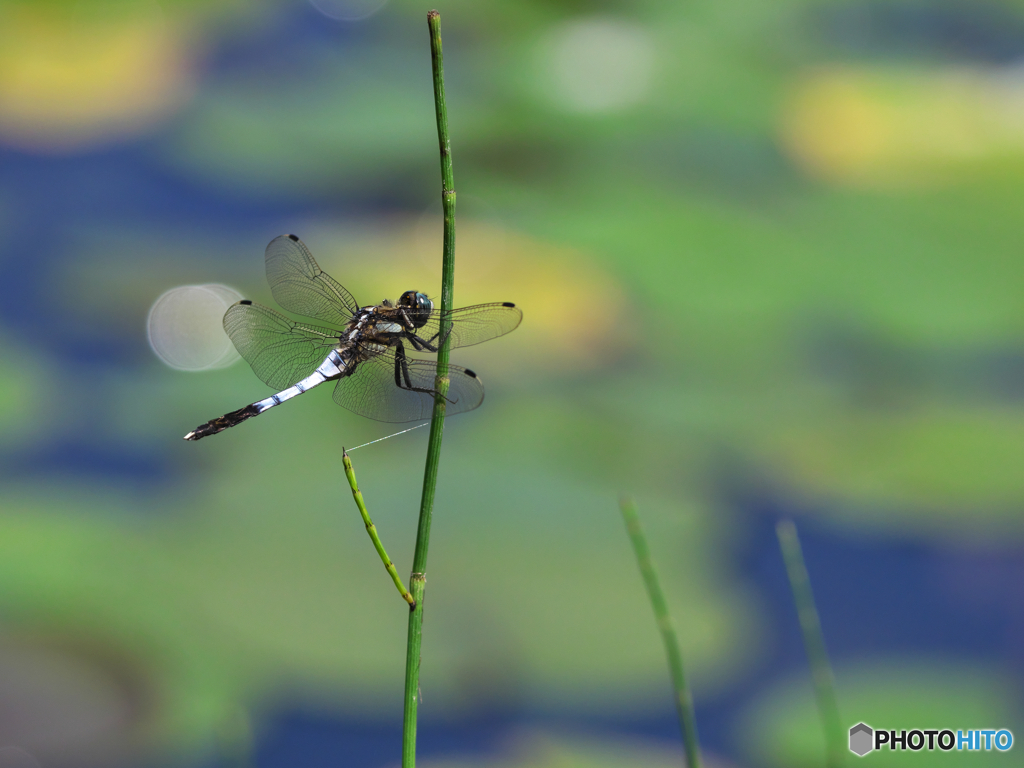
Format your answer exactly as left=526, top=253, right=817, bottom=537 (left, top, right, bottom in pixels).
left=407, top=333, right=438, bottom=353
left=393, top=341, right=457, bottom=404
left=396, top=307, right=418, bottom=331
left=393, top=341, right=435, bottom=395
left=422, top=325, right=454, bottom=349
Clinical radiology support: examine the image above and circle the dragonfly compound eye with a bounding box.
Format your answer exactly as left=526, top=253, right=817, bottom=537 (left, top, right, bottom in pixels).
left=399, top=290, right=433, bottom=327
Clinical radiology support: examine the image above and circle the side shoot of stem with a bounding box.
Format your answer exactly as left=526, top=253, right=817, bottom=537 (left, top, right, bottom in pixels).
left=342, top=450, right=416, bottom=607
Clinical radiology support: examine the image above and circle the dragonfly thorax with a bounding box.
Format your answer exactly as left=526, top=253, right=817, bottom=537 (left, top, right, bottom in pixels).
left=344, top=306, right=407, bottom=348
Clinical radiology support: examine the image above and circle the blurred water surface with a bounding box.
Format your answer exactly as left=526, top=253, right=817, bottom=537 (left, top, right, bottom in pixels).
left=0, top=0, right=1022, bottom=766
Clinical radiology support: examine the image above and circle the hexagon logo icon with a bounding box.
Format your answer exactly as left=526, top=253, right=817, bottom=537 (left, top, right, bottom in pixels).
left=849, top=723, right=873, bottom=757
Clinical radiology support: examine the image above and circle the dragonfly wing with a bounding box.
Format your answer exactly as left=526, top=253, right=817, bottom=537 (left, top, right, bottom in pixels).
left=332, top=352, right=485, bottom=422
left=416, top=302, right=522, bottom=350
left=265, top=234, right=359, bottom=326
left=223, top=301, right=341, bottom=390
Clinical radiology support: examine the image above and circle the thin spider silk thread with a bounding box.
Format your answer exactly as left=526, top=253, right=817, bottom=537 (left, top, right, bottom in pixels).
left=346, top=423, right=429, bottom=452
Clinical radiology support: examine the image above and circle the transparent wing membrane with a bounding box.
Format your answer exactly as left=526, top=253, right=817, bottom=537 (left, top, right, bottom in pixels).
left=333, top=352, right=485, bottom=422
left=265, top=234, right=360, bottom=326
left=223, top=301, right=340, bottom=389
left=416, top=302, right=522, bottom=349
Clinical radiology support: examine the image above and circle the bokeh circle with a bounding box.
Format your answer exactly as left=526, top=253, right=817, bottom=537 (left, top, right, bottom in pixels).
left=147, top=284, right=243, bottom=371
left=540, top=18, right=656, bottom=114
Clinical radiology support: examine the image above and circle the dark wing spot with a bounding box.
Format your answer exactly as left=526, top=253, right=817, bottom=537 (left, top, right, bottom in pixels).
left=502, top=302, right=515, bottom=307
left=239, top=299, right=253, bottom=305
left=287, top=234, right=300, bottom=241
left=465, top=369, right=477, bottom=378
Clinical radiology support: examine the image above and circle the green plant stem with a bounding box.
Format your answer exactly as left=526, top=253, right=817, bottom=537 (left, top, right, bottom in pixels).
left=342, top=450, right=416, bottom=607
left=776, top=519, right=844, bottom=768
left=402, top=10, right=455, bottom=768
left=619, top=497, right=702, bottom=768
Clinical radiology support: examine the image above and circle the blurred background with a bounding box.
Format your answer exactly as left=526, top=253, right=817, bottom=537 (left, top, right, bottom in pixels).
left=0, top=0, right=1022, bottom=765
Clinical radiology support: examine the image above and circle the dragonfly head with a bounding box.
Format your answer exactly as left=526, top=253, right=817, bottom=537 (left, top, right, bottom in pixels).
left=398, top=291, right=433, bottom=328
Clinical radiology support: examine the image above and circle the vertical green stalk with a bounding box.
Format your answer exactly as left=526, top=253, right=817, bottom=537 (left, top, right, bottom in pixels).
left=403, top=10, right=455, bottom=768
left=619, top=497, right=702, bottom=768
left=342, top=450, right=416, bottom=607
left=776, top=519, right=844, bottom=768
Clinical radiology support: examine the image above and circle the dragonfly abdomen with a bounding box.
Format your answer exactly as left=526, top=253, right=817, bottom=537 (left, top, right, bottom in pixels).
left=184, top=349, right=350, bottom=441
left=183, top=403, right=263, bottom=440
left=253, top=348, right=348, bottom=413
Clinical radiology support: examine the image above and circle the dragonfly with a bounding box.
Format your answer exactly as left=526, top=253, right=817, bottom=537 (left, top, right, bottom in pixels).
left=184, top=234, right=522, bottom=441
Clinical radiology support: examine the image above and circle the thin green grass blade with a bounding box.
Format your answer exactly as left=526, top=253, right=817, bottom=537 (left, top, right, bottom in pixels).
left=776, top=519, right=845, bottom=767
left=620, top=497, right=702, bottom=768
